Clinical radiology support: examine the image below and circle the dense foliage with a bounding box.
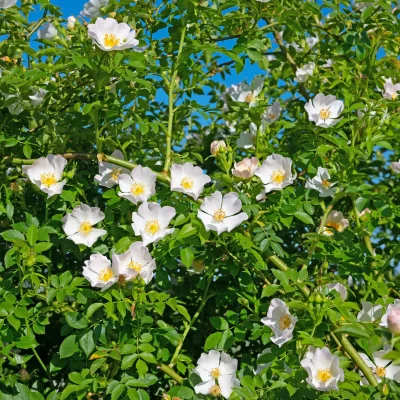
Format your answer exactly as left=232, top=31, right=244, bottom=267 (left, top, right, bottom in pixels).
left=0, top=0, right=400, bottom=399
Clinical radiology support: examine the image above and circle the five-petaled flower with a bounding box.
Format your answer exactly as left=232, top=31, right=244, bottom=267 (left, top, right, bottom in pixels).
left=305, top=167, right=337, bottom=197
left=37, top=23, right=58, bottom=40
left=23, top=154, right=67, bottom=198
left=301, top=346, right=344, bottom=391
left=383, top=78, right=400, bottom=100
left=255, top=154, right=296, bottom=193
left=88, top=18, right=143, bottom=52
left=261, top=298, right=298, bottom=347
left=62, top=204, right=107, bottom=247
left=324, top=282, right=348, bottom=300
left=118, top=165, right=156, bottom=204
left=304, top=93, right=344, bottom=128
left=194, top=350, right=240, bottom=399
left=262, top=101, right=282, bottom=124
left=321, top=210, right=349, bottom=236
left=94, top=150, right=130, bottom=188
left=170, top=162, right=211, bottom=200
left=295, top=62, right=315, bottom=83
left=131, top=202, right=176, bottom=246
left=232, top=157, right=258, bottom=179
left=197, top=191, right=248, bottom=235
left=357, top=301, right=384, bottom=322
left=81, top=0, right=109, bottom=19
left=82, top=253, right=118, bottom=291
left=230, top=76, right=264, bottom=107
left=112, top=241, right=156, bottom=284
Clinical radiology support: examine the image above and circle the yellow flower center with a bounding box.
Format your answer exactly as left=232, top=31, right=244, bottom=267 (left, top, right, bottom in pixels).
left=103, top=33, right=120, bottom=48
left=192, top=260, right=205, bottom=273
left=128, top=260, right=142, bottom=272
left=209, top=385, right=221, bottom=397
left=98, top=267, right=113, bottom=282
left=181, top=177, right=194, bottom=190
left=213, top=209, right=226, bottom=223
left=321, top=179, right=331, bottom=188
left=111, top=168, right=122, bottom=182
left=326, top=221, right=340, bottom=231
left=319, top=108, right=331, bottom=119
left=40, top=172, right=57, bottom=187
left=316, top=369, right=332, bottom=383
left=145, top=219, right=160, bottom=235
left=392, top=93, right=397, bottom=100
left=78, top=221, right=93, bottom=237
left=375, top=366, right=386, bottom=377
left=130, top=182, right=145, bottom=196
left=271, top=170, right=286, bottom=184
left=210, top=368, right=221, bottom=378
left=245, top=93, right=254, bottom=103
left=278, top=314, right=292, bottom=330
left=269, top=113, right=276, bottom=120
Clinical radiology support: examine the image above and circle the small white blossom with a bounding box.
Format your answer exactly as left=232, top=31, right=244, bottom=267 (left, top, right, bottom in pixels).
left=0, top=0, right=17, bottom=8
left=37, top=23, right=58, bottom=40
left=2, top=92, right=24, bottom=115
left=131, top=202, right=176, bottom=246
left=305, top=93, right=344, bottom=128
left=230, top=76, right=264, bottom=107
left=112, top=241, right=156, bottom=284
left=301, top=347, right=344, bottom=391
left=305, top=167, right=337, bottom=197
left=67, top=16, right=76, bottom=30
left=88, top=18, right=143, bottom=52
left=321, top=210, right=349, bottom=236
left=261, top=298, right=297, bottom=347
left=295, top=62, right=315, bottom=83
left=383, top=78, right=400, bottom=100
left=197, top=191, right=248, bottom=235
left=322, top=59, right=334, bottom=68
left=324, top=282, right=348, bottom=300
left=390, top=160, right=400, bottom=173
left=232, top=157, right=258, bottom=179
left=22, top=155, right=67, bottom=198
left=236, top=123, right=257, bottom=149
left=170, top=162, right=211, bottom=200
left=194, top=350, right=240, bottom=399
left=82, top=253, right=118, bottom=291
left=94, top=150, right=129, bottom=188
left=81, top=0, right=109, bottom=19
left=118, top=165, right=156, bottom=205
left=262, top=101, right=281, bottom=124
left=62, top=204, right=107, bottom=247
left=380, top=299, right=400, bottom=330
left=29, top=88, right=48, bottom=107
left=220, top=84, right=238, bottom=112
left=255, top=154, right=296, bottom=194
left=357, top=301, right=384, bottom=322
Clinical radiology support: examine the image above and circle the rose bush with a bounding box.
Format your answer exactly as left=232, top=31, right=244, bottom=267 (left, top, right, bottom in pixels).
left=0, top=0, right=400, bottom=399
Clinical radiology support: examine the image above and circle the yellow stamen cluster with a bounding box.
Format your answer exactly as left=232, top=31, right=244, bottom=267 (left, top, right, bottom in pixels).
left=209, top=384, right=222, bottom=397
left=111, top=168, right=122, bottom=182
left=321, top=179, right=331, bottom=188
left=98, top=267, right=113, bottom=282
left=326, top=221, right=340, bottom=231
left=244, top=93, right=254, bottom=103
left=130, top=182, right=146, bottom=196
left=79, top=221, right=93, bottom=237
left=128, top=260, right=142, bottom=272
left=103, top=33, right=120, bottom=48
left=213, top=209, right=226, bottom=223
left=278, top=314, right=292, bottom=330
left=145, top=219, right=160, bottom=235
left=40, top=172, right=57, bottom=187
left=316, top=369, right=332, bottom=383
left=210, top=368, right=221, bottom=378
left=271, top=170, right=286, bottom=184
left=181, top=177, right=194, bottom=190
left=319, top=108, right=331, bottom=119
left=375, top=366, right=386, bottom=377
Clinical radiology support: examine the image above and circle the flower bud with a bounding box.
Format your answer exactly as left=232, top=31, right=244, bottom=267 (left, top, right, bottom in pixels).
left=67, top=16, right=76, bottom=30
left=231, top=157, right=258, bottom=179
left=210, top=140, right=226, bottom=156
left=387, top=308, right=400, bottom=335
left=382, top=383, right=389, bottom=396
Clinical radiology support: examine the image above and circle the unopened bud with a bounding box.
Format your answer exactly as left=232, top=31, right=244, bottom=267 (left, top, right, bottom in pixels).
left=387, top=307, right=400, bottom=335
left=210, top=140, right=226, bottom=156
left=67, top=16, right=76, bottom=30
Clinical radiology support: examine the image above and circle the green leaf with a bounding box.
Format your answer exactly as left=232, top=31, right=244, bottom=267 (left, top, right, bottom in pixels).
left=136, top=359, right=148, bottom=377
left=1, top=230, right=25, bottom=242
left=34, top=242, right=53, bottom=253
left=86, top=303, right=104, bottom=318
left=65, top=312, right=88, bottom=329
left=204, top=332, right=222, bottom=351
left=79, top=330, right=95, bottom=357
left=15, top=383, right=30, bottom=400
left=111, top=383, right=125, bottom=400
left=27, top=224, right=39, bottom=246
left=180, top=247, right=194, bottom=268
left=22, top=143, right=32, bottom=158
left=15, top=336, right=38, bottom=349
left=261, top=284, right=280, bottom=298
left=294, top=211, right=314, bottom=225
left=177, top=223, right=197, bottom=240
left=334, top=324, right=370, bottom=339
left=210, top=317, right=229, bottom=330
left=59, top=335, right=79, bottom=359
left=122, top=354, right=138, bottom=369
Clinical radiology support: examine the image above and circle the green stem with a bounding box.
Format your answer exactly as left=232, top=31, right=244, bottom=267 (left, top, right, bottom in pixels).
left=27, top=10, right=48, bottom=39
left=169, top=274, right=213, bottom=367
left=163, top=26, right=186, bottom=173
left=352, top=197, right=375, bottom=257
left=158, top=363, right=184, bottom=384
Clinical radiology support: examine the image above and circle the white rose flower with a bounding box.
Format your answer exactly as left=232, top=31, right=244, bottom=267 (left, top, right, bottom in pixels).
left=118, top=165, right=156, bottom=205
left=254, top=154, right=296, bottom=194
left=37, top=23, right=58, bottom=40
left=88, top=18, right=143, bottom=52
left=131, top=202, right=176, bottom=246
left=305, top=167, right=337, bottom=197
left=261, top=298, right=298, bottom=347
left=232, top=157, right=258, bottom=179
left=62, top=204, right=107, bottom=247
left=322, top=59, right=334, bottom=68
left=359, top=348, right=400, bottom=385
left=170, top=162, right=211, bottom=200
left=236, top=123, right=257, bottom=149
left=304, top=93, right=344, bottom=128
left=81, top=0, right=109, bottom=19
left=197, top=191, right=248, bottom=235
left=262, top=101, right=282, bottom=124
left=2, top=92, right=24, bottom=115
left=112, top=241, right=156, bottom=284
left=0, top=0, right=17, bottom=8
left=357, top=301, right=384, bottom=322
left=390, top=160, right=400, bottom=173
left=194, top=350, right=240, bottom=399
left=380, top=299, right=400, bottom=329
left=67, top=16, right=76, bottom=30
left=220, top=84, right=238, bottom=112
left=295, top=62, right=315, bottom=83
left=29, top=88, right=48, bottom=107
left=94, top=150, right=130, bottom=188
left=22, top=154, right=67, bottom=198
left=230, top=75, right=264, bottom=107
left=301, top=347, right=344, bottom=391
left=321, top=210, right=349, bottom=236
left=82, top=253, right=118, bottom=291
left=324, top=282, right=348, bottom=300
left=383, top=78, right=400, bottom=100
